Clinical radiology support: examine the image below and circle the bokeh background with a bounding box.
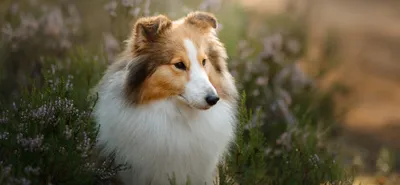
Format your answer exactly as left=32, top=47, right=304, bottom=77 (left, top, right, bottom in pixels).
left=1, top=0, right=400, bottom=184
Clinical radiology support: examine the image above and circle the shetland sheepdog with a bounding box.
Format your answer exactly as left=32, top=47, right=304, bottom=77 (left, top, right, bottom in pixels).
left=92, top=11, right=239, bottom=185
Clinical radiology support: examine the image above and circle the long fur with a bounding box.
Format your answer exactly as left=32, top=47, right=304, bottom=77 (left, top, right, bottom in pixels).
left=92, top=11, right=238, bottom=185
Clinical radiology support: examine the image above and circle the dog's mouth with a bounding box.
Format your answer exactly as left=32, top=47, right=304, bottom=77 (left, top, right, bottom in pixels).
left=177, top=94, right=210, bottom=110
left=178, top=94, right=187, bottom=102
left=177, top=94, right=190, bottom=106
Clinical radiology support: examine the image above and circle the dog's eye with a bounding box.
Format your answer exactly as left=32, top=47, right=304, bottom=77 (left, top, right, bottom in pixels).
left=202, top=59, right=206, bottom=66
left=174, top=61, right=186, bottom=70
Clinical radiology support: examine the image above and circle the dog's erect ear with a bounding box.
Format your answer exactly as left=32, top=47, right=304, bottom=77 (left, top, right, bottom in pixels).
left=185, top=11, right=217, bottom=31
left=132, top=15, right=172, bottom=50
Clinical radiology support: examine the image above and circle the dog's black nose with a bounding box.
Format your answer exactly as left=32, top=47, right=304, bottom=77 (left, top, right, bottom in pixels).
left=205, top=94, right=220, bottom=106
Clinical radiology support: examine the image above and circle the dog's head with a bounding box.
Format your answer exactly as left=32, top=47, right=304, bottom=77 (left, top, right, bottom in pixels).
left=121, top=11, right=236, bottom=110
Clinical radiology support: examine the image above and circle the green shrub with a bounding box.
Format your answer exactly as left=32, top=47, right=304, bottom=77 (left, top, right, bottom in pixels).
left=0, top=51, right=129, bottom=185
left=0, top=0, right=354, bottom=184
left=0, top=49, right=352, bottom=184
left=0, top=0, right=84, bottom=101
left=217, top=93, right=353, bottom=185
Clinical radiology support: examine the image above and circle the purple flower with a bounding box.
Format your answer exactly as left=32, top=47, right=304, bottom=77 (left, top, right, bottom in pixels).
left=0, top=116, right=8, bottom=124
left=309, top=154, right=320, bottom=166
left=17, top=134, right=45, bottom=152
left=143, top=0, right=151, bottom=16
left=199, top=0, right=222, bottom=12
left=20, top=177, right=31, bottom=185
left=121, top=0, right=134, bottom=7
left=104, top=0, right=118, bottom=17
left=276, top=131, right=293, bottom=150
left=65, top=75, right=74, bottom=91
left=1, top=23, right=13, bottom=40
left=12, top=102, right=17, bottom=110
left=129, top=7, right=141, bottom=17
left=65, top=4, right=81, bottom=35
left=58, top=146, right=66, bottom=154
left=255, top=77, right=268, bottom=86
left=2, top=164, right=12, bottom=176
left=0, top=132, right=9, bottom=140
left=286, top=39, right=301, bottom=55
left=10, top=3, right=19, bottom=15
left=261, top=33, right=284, bottom=60
left=24, top=166, right=40, bottom=175
left=77, top=132, right=92, bottom=158
left=103, top=32, right=120, bottom=62
left=64, top=125, right=72, bottom=140
left=43, top=8, right=64, bottom=37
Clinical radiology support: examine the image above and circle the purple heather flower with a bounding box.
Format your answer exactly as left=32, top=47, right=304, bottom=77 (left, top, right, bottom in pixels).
left=286, top=39, right=301, bottom=55
left=24, top=166, right=40, bottom=175
left=129, top=7, right=141, bottom=17
left=20, top=177, right=31, bottom=185
left=10, top=3, right=19, bottom=15
left=0, top=117, right=8, bottom=124
left=16, top=14, right=39, bottom=39
left=66, top=4, right=81, bottom=35
left=77, top=132, right=92, bottom=158
left=58, top=146, right=66, bottom=154
left=12, top=102, right=17, bottom=110
left=1, top=23, right=13, bottom=41
left=199, top=0, right=222, bottom=12
left=43, top=8, right=64, bottom=38
left=143, top=0, right=151, bottom=16
left=2, top=164, right=12, bottom=176
left=0, top=132, right=9, bottom=140
left=103, top=32, right=120, bottom=62
left=121, top=0, right=134, bottom=7
left=255, top=77, right=268, bottom=86
left=309, top=154, right=320, bottom=166
left=17, top=134, right=45, bottom=152
left=64, top=125, right=72, bottom=140
left=65, top=75, right=74, bottom=91
left=104, top=0, right=118, bottom=17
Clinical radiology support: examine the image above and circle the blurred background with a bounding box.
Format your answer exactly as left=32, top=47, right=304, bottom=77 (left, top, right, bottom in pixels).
left=1, top=0, right=400, bottom=184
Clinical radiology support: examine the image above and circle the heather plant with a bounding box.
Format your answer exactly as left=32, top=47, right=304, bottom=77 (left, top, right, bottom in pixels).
left=216, top=15, right=353, bottom=184
left=0, top=0, right=355, bottom=184
left=0, top=51, right=129, bottom=185
left=0, top=0, right=83, bottom=101
left=216, top=94, right=353, bottom=185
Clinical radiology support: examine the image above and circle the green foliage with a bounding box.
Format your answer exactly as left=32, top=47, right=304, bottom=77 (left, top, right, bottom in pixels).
left=0, top=49, right=353, bottom=184
left=0, top=51, right=128, bottom=185
left=0, top=0, right=355, bottom=184
left=219, top=92, right=268, bottom=184
left=0, top=0, right=84, bottom=100
left=215, top=92, right=353, bottom=185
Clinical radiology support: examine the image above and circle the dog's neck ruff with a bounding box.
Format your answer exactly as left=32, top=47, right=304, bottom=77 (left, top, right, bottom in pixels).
left=94, top=71, right=236, bottom=184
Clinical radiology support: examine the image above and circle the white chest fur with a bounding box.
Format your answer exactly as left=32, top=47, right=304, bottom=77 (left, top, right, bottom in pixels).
left=94, top=71, right=237, bottom=185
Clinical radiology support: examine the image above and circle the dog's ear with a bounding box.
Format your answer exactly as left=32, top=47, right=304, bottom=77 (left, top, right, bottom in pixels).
left=185, top=11, right=217, bottom=31
left=132, top=15, right=172, bottom=50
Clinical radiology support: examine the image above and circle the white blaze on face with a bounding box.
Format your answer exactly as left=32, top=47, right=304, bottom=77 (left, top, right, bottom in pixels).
left=182, top=39, right=218, bottom=109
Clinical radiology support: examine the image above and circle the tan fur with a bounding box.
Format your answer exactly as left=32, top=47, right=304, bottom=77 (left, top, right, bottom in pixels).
left=185, top=11, right=218, bottom=31
left=105, top=12, right=236, bottom=104
left=93, top=11, right=239, bottom=185
left=95, top=11, right=238, bottom=106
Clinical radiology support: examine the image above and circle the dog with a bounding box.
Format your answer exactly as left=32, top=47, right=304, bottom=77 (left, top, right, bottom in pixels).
left=92, top=11, right=239, bottom=185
